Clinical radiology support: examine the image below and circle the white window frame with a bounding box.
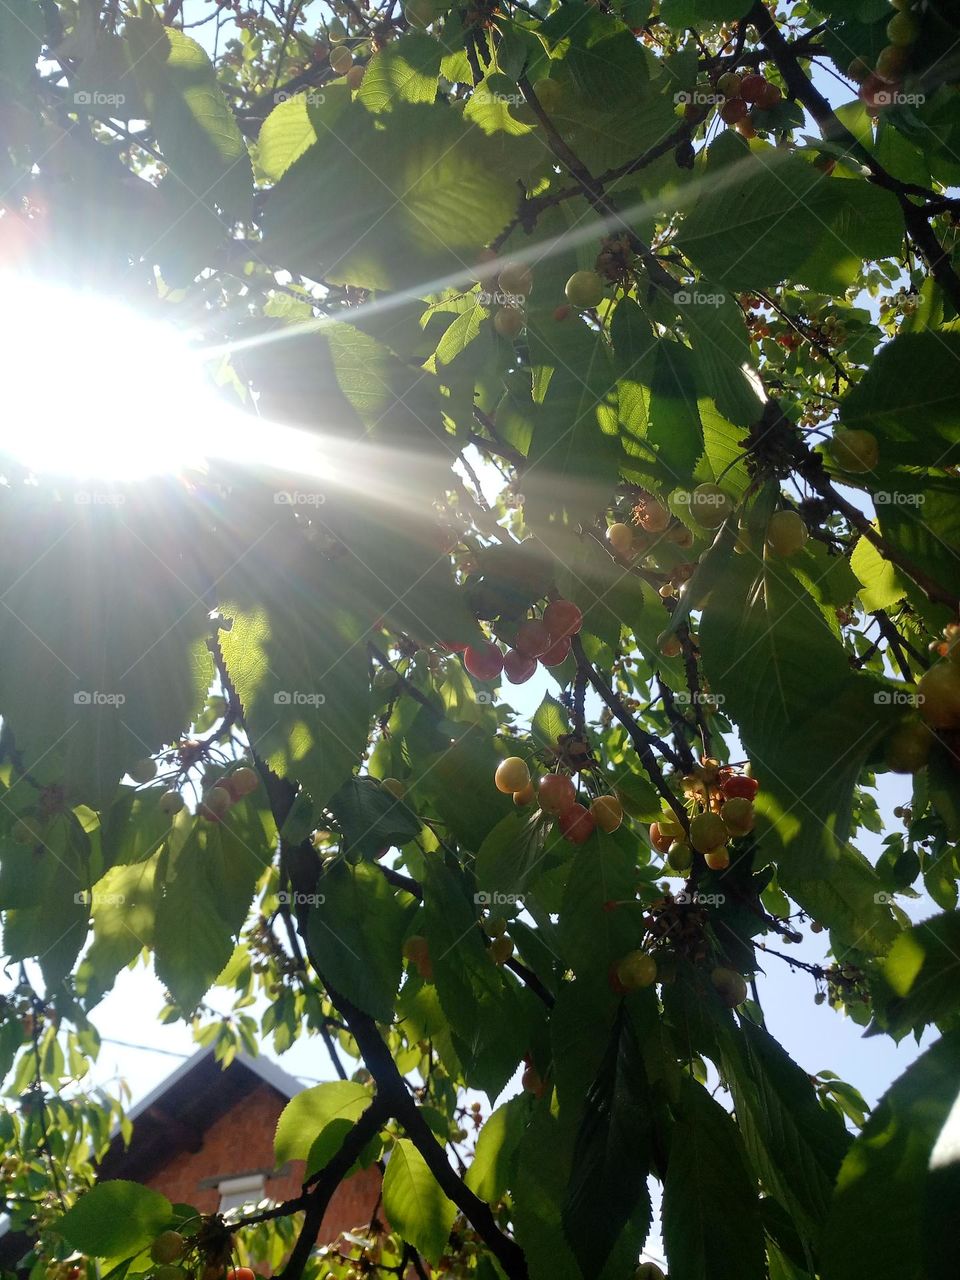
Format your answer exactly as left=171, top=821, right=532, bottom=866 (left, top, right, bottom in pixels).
left=218, top=1173, right=267, bottom=1214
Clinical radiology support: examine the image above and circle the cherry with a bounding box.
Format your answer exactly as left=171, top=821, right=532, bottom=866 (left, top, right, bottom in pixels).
left=346, top=65, right=365, bottom=90
left=637, top=499, right=670, bottom=533
left=438, top=640, right=469, bottom=652
left=564, top=270, right=604, bottom=309
left=765, top=509, right=808, bottom=557
left=515, top=619, right=553, bottom=658
left=735, top=118, right=757, bottom=139
left=606, top=522, right=635, bottom=556
left=498, top=262, right=533, bottom=296
left=538, top=773, right=576, bottom=813
left=739, top=73, right=767, bottom=102
left=613, top=950, right=657, bottom=991
left=489, top=935, right=514, bottom=965
left=151, top=1233, right=185, bottom=1266
left=159, top=790, right=185, bottom=816
left=756, top=80, right=782, bottom=108
left=403, top=935, right=433, bottom=980
left=668, top=841, right=693, bottom=872
left=884, top=719, right=933, bottom=773
left=886, top=10, right=919, bottom=44
left=918, top=662, right=960, bottom=730
left=847, top=56, right=871, bottom=82
left=381, top=777, right=405, bottom=799
left=521, top=1064, right=547, bottom=1097
left=657, top=631, right=682, bottom=658
left=634, top=1265, right=665, bottom=1280
left=493, top=307, right=525, bottom=339
left=226, top=1268, right=256, bottom=1280
left=463, top=642, right=504, bottom=680
left=200, top=786, right=232, bottom=822
left=720, top=796, right=754, bottom=837
left=495, top=756, right=531, bottom=794
left=226, top=766, right=259, bottom=798
left=403, top=0, right=434, bottom=26
left=503, top=648, right=538, bottom=684
left=690, top=483, right=734, bottom=529
left=690, top=811, right=727, bottom=853
left=540, top=634, right=572, bottom=666
left=559, top=802, right=596, bottom=843
left=720, top=98, right=749, bottom=125
left=591, top=794, right=623, bottom=833
left=704, top=846, right=730, bottom=870
left=657, top=808, right=686, bottom=840
left=484, top=915, right=508, bottom=937
left=649, top=821, right=672, bottom=853
left=716, top=71, right=742, bottom=97
left=827, top=428, right=878, bottom=473
left=876, top=43, right=908, bottom=81
left=329, top=45, right=353, bottom=73
left=721, top=774, right=759, bottom=801
left=710, top=966, right=748, bottom=1007
left=543, top=598, right=583, bottom=638
left=129, top=758, right=157, bottom=784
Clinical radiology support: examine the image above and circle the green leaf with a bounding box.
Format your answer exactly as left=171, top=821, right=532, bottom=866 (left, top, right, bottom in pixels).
left=125, top=17, right=252, bottom=222
left=328, top=777, right=422, bottom=858
left=562, top=1004, right=653, bottom=1278
left=531, top=694, right=570, bottom=750
left=358, top=33, right=442, bottom=112
left=75, top=858, right=160, bottom=1006
left=57, top=1181, right=172, bottom=1258
left=821, top=1030, right=960, bottom=1280
left=558, top=829, right=643, bottom=978
left=275, top=1080, right=371, bottom=1164
left=662, top=1076, right=765, bottom=1280
left=306, top=860, right=415, bottom=1022
left=381, top=1137, right=457, bottom=1264
left=256, top=85, right=350, bottom=182
left=265, top=103, right=515, bottom=290
left=465, top=1095, right=528, bottom=1201
left=851, top=534, right=908, bottom=612
left=0, top=0, right=43, bottom=90
left=881, top=911, right=960, bottom=1036
left=681, top=289, right=763, bottom=427
left=719, top=1017, right=851, bottom=1252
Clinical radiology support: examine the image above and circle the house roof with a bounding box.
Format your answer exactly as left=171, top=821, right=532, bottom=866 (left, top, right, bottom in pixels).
left=0, top=1048, right=305, bottom=1269
left=96, top=1047, right=305, bottom=1183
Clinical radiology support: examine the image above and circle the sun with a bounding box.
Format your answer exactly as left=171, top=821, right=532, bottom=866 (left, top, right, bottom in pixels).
left=0, top=274, right=329, bottom=483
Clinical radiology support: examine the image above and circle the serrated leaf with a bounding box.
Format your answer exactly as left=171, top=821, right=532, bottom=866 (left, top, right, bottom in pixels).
left=275, top=1080, right=371, bottom=1164
left=382, top=1138, right=457, bottom=1263
left=358, top=33, right=442, bottom=112
left=57, top=1181, right=172, bottom=1258
left=465, top=1095, right=528, bottom=1201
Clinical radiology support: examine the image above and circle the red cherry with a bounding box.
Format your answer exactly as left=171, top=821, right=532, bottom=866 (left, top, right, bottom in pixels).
left=721, top=774, right=759, bottom=801
left=739, top=73, right=767, bottom=102
left=543, top=599, right=583, bottom=638
left=463, top=642, right=504, bottom=680
left=540, top=635, right=572, bottom=667
left=559, top=802, right=596, bottom=844
left=515, top=619, right=553, bottom=658
left=503, top=648, right=538, bottom=684
left=720, top=98, right=749, bottom=124
left=538, top=773, right=576, bottom=814
left=756, top=81, right=782, bottom=108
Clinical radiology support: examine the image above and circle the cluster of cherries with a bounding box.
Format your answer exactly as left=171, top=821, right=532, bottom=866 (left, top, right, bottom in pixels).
left=448, top=597, right=584, bottom=683
left=715, top=69, right=783, bottom=138
left=493, top=756, right=623, bottom=845
left=852, top=0, right=924, bottom=116
left=649, top=759, right=759, bottom=873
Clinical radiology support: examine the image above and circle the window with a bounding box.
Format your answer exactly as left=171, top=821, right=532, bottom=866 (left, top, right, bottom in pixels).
left=218, top=1174, right=266, bottom=1214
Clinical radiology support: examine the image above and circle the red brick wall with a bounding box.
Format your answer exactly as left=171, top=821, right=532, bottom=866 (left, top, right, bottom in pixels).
left=143, top=1083, right=382, bottom=1245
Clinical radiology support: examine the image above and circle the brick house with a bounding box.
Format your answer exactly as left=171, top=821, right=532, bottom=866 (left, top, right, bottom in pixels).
left=0, top=1048, right=382, bottom=1273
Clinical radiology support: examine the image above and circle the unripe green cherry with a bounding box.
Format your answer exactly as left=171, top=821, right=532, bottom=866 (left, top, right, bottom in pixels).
left=884, top=718, right=933, bottom=773
left=711, top=965, right=748, bottom=1006
left=329, top=45, right=354, bottom=73
left=827, top=428, right=878, bottom=473
left=689, top=810, right=727, bottom=853
left=129, top=757, right=157, bottom=784
left=918, top=663, right=960, bottom=730
left=690, top=483, right=734, bottom=529
left=667, top=840, right=693, bottom=872
left=564, top=270, right=604, bottom=308
left=151, top=1232, right=186, bottom=1266
left=886, top=10, right=919, bottom=44
left=159, top=789, right=185, bottom=816
left=615, top=950, right=657, bottom=990
left=765, top=509, right=808, bottom=557
left=720, top=796, right=755, bottom=837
